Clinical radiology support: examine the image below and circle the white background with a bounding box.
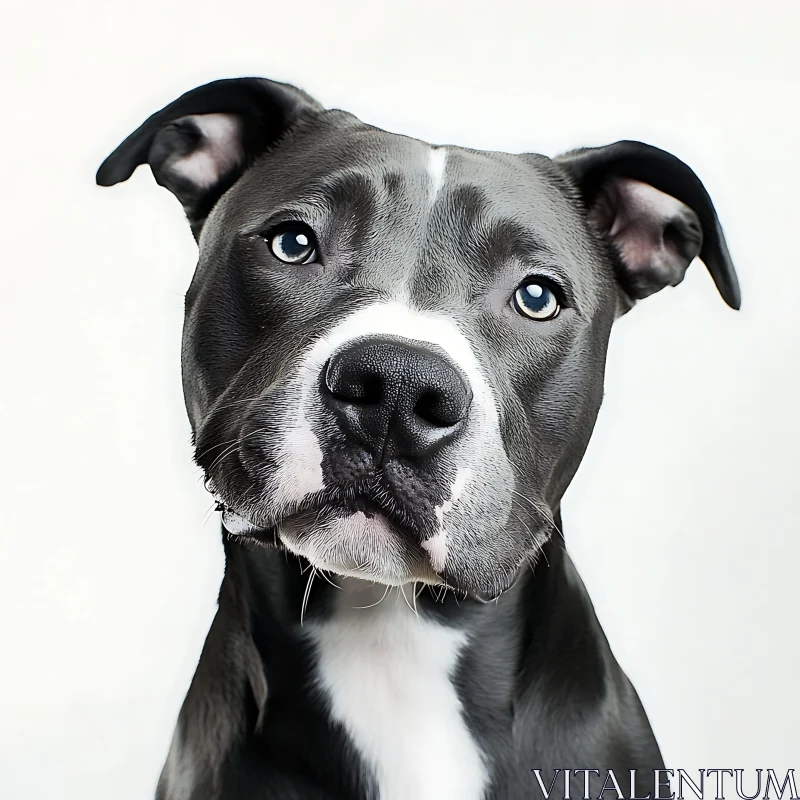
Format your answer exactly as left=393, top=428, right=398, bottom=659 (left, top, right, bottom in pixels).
left=1, top=1, right=798, bottom=797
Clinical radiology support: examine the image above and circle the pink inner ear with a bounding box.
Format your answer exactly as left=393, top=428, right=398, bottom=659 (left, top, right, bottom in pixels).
left=590, top=177, right=703, bottom=300
left=169, top=113, right=244, bottom=190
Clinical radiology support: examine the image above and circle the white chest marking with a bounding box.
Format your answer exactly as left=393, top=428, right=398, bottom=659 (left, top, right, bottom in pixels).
left=428, top=147, right=448, bottom=204
left=309, top=582, right=488, bottom=800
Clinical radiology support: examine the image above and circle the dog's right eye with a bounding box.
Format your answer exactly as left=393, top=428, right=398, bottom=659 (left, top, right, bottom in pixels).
left=266, top=223, right=318, bottom=265
left=513, top=279, right=561, bottom=320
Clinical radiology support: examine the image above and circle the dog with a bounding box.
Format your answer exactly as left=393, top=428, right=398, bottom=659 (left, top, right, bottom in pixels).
left=97, top=77, right=739, bottom=800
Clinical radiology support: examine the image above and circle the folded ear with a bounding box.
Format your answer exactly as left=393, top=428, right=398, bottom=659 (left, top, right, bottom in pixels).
left=96, top=78, right=324, bottom=237
left=555, top=141, right=740, bottom=310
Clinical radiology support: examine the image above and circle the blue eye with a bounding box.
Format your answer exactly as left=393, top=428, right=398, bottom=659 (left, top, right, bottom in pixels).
left=268, top=224, right=318, bottom=264
left=513, top=280, right=561, bottom=320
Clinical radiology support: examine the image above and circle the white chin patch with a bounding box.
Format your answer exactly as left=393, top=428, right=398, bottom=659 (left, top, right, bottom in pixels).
left=278, top=512, right=441, bottom=586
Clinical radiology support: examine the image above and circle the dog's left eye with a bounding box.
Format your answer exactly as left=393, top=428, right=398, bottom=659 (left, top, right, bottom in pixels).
left=267, top=224, right=318, bottom=264
left=513, top=280, right=561, bottom=320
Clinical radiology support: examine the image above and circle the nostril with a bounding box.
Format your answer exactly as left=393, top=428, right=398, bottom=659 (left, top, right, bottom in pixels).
left=414, top=389, right=463, bottom=428
left=324, top=358, right=384, bottom=405
left=358, top=375, right=383, bottom=405
left=347, top=374, right=383, bottom=405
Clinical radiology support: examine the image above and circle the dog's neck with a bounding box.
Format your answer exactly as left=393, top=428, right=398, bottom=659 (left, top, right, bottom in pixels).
left=230, top=535, right=540, bottom=705
left=229, top=539, right=539, bottom=798
left=164, top=530, right=616, bottom=799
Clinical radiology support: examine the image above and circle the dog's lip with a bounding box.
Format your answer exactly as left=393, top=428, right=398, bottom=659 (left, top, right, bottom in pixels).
left=216, top=497, right=527, bottom=600
left=216, top=484, right=418, bottom=541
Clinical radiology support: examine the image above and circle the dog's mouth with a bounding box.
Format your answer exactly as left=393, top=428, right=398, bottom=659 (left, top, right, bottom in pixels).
left=210, top=470, right=543, bottom=598
left=213, top=479, right=544, bottom=599
left=215, top=479, right=446, bottom=586
left=215, top=475, right=423, bottom=545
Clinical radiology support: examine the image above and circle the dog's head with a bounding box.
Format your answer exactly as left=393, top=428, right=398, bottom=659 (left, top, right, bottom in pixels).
left=98, top=78, right=739, bottom=600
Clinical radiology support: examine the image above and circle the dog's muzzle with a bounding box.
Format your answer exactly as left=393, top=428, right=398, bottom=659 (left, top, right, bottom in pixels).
left=215, top=330, right=521, bottom=592
left=321, top=337, right=472, bottom=460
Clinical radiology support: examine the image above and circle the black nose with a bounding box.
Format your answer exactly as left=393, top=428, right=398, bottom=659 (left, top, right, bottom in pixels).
left=322, top=337, right=472, bottom=459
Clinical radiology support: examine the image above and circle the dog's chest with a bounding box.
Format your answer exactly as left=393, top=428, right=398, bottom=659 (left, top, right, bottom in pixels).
left=308, top=582, right=488, bottom=800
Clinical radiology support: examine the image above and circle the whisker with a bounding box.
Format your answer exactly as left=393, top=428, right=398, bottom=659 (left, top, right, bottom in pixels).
left=196, top=432, right=252, bottom=460
left=399, top=584, right=419, bottom=620
left=509, top=489, right=567, bottom=551
left=353, top=584, right=391, bottom=610
left=300, top=567, right=317, bottom=627
left=316, top=569, right=341, bottom=590
left=300, top=559, right=314, bottom=576
left=200, top=501, right=218, bottom=532
left=206, top=427, right=268, bottom=474
left=206, top=395, right=266, bottom=415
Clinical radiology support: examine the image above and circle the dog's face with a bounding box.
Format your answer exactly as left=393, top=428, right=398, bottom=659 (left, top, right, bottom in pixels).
left=99, top=78, right=739, bottom=600
left=185, top=122, right=617, bottom=598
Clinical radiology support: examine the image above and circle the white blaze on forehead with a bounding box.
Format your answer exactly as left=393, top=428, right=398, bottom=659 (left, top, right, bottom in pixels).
left=425, top=467, right=472, bottom=573
left=309, top=580, right=488, bottom=800
left=428, top=146, right=448, bottom=204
